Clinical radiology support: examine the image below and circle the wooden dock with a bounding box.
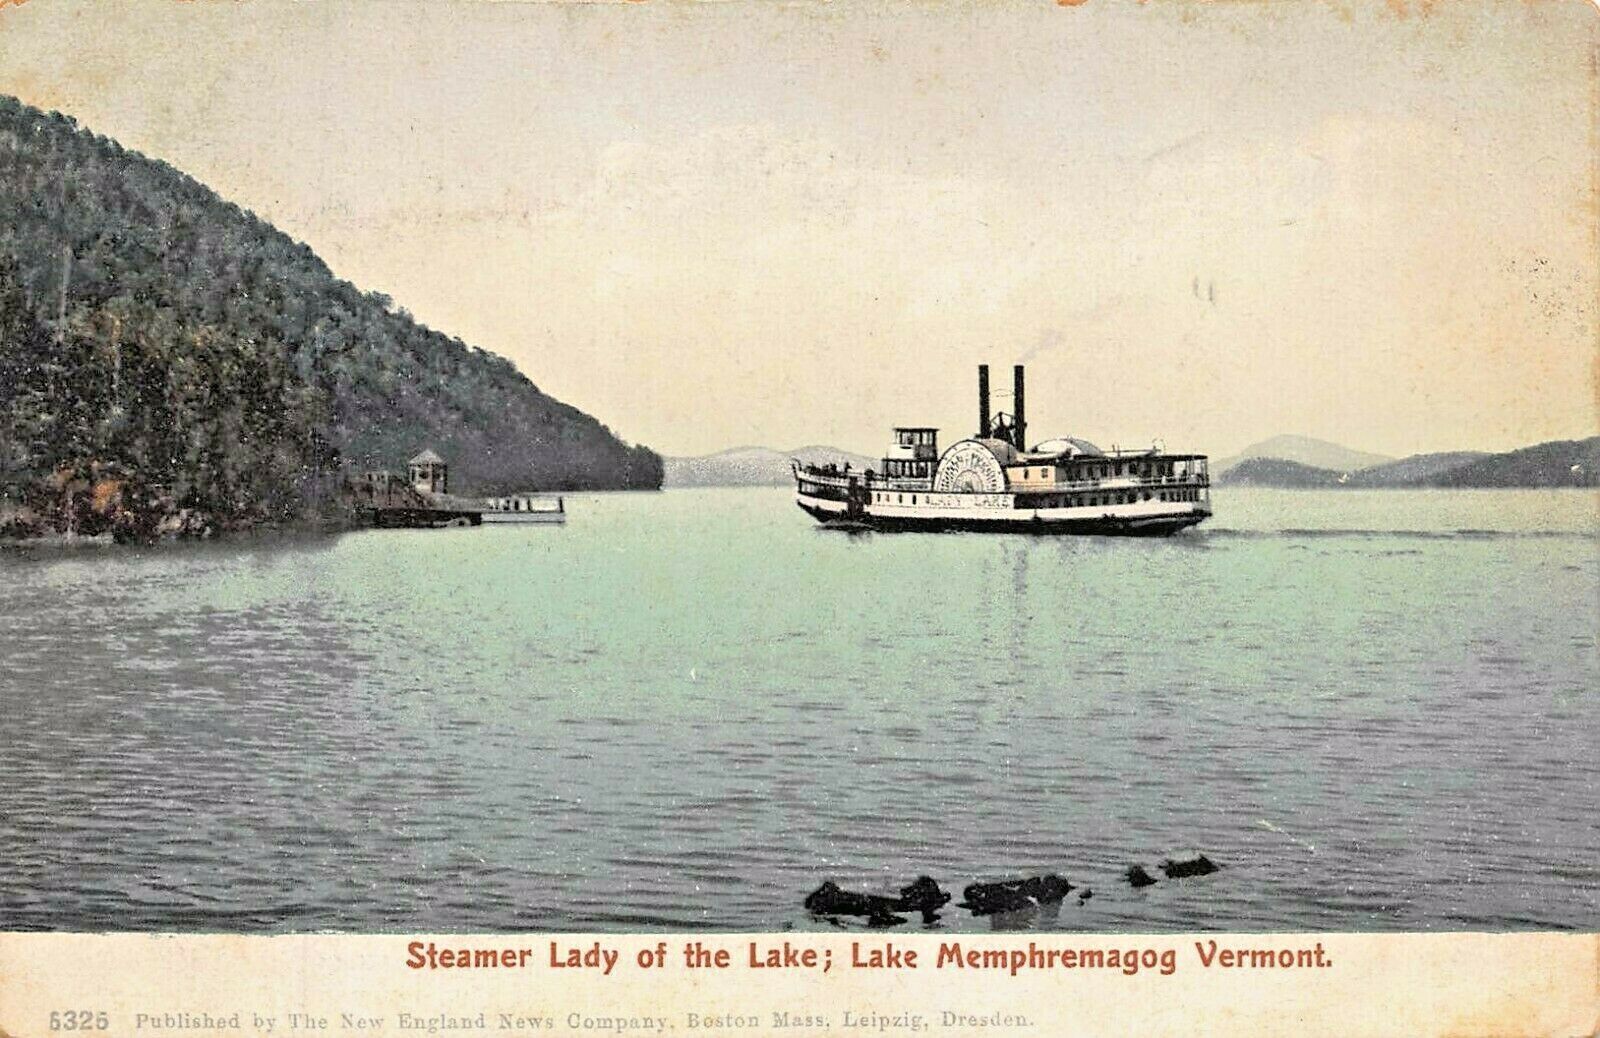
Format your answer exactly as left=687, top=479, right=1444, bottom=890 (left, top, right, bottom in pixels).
left=366, top=506, right=482, bottom=529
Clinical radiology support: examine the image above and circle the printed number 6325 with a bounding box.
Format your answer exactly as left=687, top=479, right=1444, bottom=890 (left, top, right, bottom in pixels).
left=50, top=1010, right=109, bottom=1031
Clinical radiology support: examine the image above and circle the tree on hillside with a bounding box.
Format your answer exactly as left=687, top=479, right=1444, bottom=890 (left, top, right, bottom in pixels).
left=0, top=254, right=58, bottom=491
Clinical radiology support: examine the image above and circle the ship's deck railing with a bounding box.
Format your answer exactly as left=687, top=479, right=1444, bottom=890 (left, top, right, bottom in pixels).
left=795, top=462, right=1209, bottom=492
left=1054, top=474, right=1210, bottom=490
left=1002, top=476, right=1214, bottom=493
left=793, top=464, right=860, bottom=484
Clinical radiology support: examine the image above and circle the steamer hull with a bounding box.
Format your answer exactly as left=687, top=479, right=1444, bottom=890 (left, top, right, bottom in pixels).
left=794, top=490, right=1209, bottom=537
left=796, top=501, right=1205, bottom=536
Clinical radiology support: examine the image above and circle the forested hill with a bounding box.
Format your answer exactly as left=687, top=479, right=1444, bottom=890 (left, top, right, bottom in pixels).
left=0, top=96, right=660, bottom=536
left=1217, top=438, right=1599, bottom=489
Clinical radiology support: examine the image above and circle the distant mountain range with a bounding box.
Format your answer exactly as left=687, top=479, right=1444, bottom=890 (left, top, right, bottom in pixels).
left=1218, top=437, right=1598, bottom=489
left=670, top=435, right=1600, bottom=490
left=1217, top=458, right=1347, bottom=488
left=1214, top=435, right=1393, bottom=475
left=1345, top=451, right=1491, bottom=487
left=1413, top=438, right=1600, bottom=488
left=664, top=445, right=876, bottom=487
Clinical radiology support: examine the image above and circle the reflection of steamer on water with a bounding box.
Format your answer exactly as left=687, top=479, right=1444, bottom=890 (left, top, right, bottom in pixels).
left=793, top=365, right=1211, bottom=536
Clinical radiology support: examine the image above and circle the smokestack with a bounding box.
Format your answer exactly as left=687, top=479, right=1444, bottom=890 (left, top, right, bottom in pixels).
left=978, top=365, right=990, bottom=439
left=1013, top=364, right=1027, bottom=451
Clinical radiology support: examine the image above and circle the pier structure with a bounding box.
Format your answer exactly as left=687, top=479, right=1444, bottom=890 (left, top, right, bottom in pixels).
left=344, top=448, right=483, bottom=528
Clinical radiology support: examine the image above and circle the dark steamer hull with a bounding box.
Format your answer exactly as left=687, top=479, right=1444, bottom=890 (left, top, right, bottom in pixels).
left=798, top=501, right=1205, bottom=537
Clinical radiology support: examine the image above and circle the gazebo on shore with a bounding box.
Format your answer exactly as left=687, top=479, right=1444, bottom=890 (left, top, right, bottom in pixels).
left=408, top=449, right=448, bottom=495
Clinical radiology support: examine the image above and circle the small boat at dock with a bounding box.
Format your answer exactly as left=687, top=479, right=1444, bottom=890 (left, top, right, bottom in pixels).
left=479, top=495, right=566, bottom=524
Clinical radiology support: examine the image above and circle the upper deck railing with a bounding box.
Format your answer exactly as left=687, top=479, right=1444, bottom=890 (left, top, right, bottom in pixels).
left=794, top=461, right=1209, bottom=492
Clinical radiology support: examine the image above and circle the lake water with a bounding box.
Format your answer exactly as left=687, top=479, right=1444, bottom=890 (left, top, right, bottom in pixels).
left=1, top=487, right=1596, bottom=933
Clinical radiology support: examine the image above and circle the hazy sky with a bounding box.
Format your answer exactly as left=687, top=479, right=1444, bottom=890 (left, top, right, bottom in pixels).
left=2, top=0, right=1596, bottom=458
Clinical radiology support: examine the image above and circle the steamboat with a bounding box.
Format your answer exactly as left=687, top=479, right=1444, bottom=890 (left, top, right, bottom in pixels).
left=793, top=365, right=1210, bottom=536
